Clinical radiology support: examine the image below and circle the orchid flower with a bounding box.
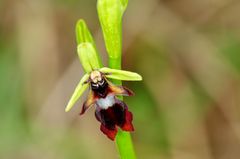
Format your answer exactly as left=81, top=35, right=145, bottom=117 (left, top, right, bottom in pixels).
left=65, top=20, right=142, bottom=140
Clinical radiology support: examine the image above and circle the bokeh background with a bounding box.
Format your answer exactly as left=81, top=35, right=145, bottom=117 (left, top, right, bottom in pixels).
left=1, top=0, right=240, bottom=158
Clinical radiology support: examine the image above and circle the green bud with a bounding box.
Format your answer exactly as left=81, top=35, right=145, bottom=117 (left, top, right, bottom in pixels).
left=97, top=0, right=128, bottom=59
left=65, top=74, right=90, bottom=112
left=100, top=67, right=142, bottom=81
left=78, top=43, right=101, bottom=72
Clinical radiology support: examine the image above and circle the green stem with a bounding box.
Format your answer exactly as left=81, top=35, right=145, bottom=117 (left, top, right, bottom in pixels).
left=109, top=57, right=136, bottom=159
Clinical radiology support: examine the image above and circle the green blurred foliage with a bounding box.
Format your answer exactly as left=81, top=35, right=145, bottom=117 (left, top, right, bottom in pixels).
left=0, top=44, right=27, bottom=157
left=219, top=34, right=240, bottom=72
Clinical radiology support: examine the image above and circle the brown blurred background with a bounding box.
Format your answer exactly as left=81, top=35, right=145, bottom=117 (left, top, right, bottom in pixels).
left=1, top=0, right=240, bottom=159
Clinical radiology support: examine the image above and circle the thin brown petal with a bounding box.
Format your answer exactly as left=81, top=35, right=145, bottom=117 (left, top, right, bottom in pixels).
left=108, top=81, right=134, bottom=96
left=80, top=90, right=96, bottom=115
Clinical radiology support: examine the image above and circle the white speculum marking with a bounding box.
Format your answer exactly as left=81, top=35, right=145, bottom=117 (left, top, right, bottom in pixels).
left=96, top=95, right=115, bottom=109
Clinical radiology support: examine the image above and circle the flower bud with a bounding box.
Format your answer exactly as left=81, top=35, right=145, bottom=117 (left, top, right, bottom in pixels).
left=97, top=0, right=128, bottom=58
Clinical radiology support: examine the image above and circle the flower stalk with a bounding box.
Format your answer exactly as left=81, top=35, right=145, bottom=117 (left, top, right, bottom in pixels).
left=98, top=0, right=136, bottom=159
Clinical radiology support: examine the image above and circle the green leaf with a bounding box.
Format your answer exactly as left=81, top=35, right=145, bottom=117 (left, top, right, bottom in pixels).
left=100, top=67, right=142, bottom=81
left=75, top=20, right=103, bottom=70
left=77, top=43, right=101, bottom=73
left=97, top=0, right=128, bottom=59
left=65, top=74, right=90, bottom=112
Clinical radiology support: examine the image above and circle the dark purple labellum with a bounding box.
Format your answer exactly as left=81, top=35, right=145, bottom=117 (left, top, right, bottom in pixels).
left=80, top=70, right=134, bottom=140
left=95, top=99, right=134, bottom=140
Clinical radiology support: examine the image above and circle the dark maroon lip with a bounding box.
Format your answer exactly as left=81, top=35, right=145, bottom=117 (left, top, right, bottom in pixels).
left=95, top=99, right=134, bottom=140
left=79, top=74, right=135, bottom=140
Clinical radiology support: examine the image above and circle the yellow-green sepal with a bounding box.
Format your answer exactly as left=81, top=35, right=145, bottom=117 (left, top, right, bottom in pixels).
left=75, top=19, right=102, bottom=72
left=78, top=43, right=101, bottom=73
left=76, top=19, right=95, bottom=45
left=65, top=74, right=90, bottom=112
left=100, top=67, right=142, bottom=81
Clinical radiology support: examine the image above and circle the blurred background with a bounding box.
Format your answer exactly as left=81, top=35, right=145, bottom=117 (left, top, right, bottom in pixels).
left=1, top=0, right=240, bottom=158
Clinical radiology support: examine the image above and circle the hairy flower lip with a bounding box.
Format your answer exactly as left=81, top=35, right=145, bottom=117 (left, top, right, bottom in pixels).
left=66, top=68, right=140, bottom=140
left=75, top=70, right=135, bottom=140
left=95, top=99, right=134, bottom=140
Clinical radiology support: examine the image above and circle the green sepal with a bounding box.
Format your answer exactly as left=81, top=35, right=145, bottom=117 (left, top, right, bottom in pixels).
left=65, top=74, right=90, bottom=112
left=75, top=19, right=103, bottom=70
left=78, top=43, right=101, bottom=73
left=76, top=19, right=95, bottom=45
left=100, top=67, right=142, bottom=81
left=97, top=0, right=128, bottom=59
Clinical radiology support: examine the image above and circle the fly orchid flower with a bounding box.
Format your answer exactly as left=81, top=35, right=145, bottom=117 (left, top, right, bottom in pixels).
left=65, top=20, right=142, bottom=140
left=66, top=67, right=142, bottom=140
